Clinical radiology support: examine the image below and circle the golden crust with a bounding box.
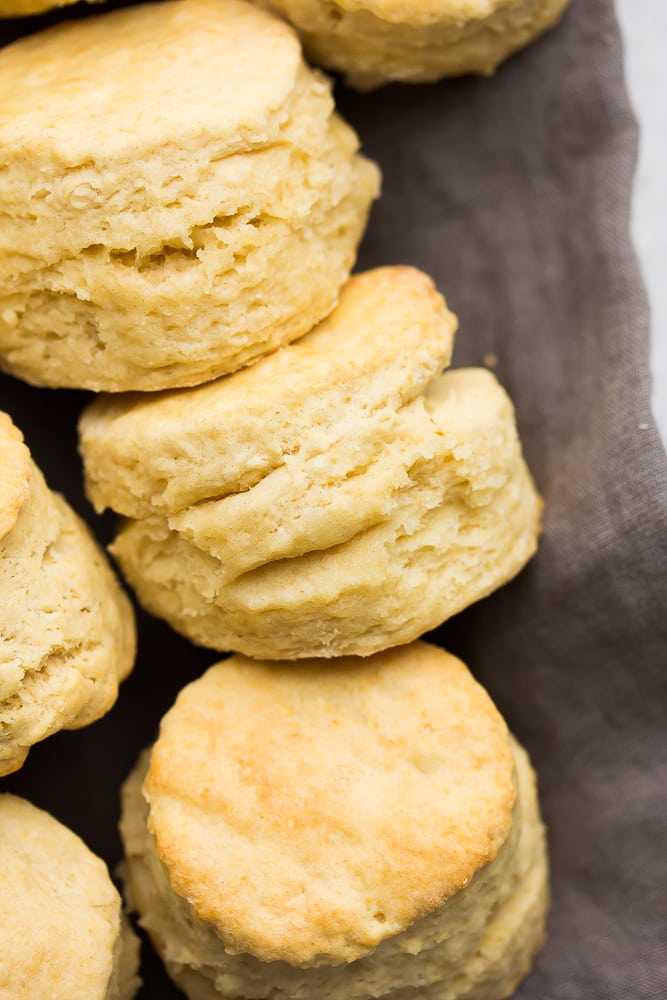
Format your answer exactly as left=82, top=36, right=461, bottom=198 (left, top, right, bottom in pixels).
left=0, top=0, right=96, bottom=15
left=80, top=266, right=456, bottom=519
left=122, top=735, right=548, bottom=999
left=261, top=0, right=571, bottom=88
left=0, top=0, right=300, bottom=167
left=0, top=411, right=30, bottom=543
left=0, top=0, right=99, bottom=16
left=0, top=794, right=140, bottom=1000
left=0, top=0, right=379, bottom=391
left=143, top=642, right=516, bottom=964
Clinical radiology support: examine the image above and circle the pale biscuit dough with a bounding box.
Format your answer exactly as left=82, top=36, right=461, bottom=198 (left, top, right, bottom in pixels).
left=0, top=0, right=379, bottom=391
left=0, top=411, right=136, bottom=776
left=0, top=794, right=140, bottom=1000
left=120, top=641, right=548, bottom=999
left=262, top=0, right=571, bottom=89
left=80, top=267, right=542, bottom=659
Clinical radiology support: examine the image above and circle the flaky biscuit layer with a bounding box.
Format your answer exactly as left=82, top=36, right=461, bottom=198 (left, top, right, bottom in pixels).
left=0, top=413, right=136, bottom=775
left=81, top=267, right=541, bottom=659
left=0, top=0, right=379, bottom=390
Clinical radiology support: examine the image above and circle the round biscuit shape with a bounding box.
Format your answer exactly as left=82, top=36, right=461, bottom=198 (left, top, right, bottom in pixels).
left=80, top=266, right=542, bottom=659
left=0, top=0, right=379, bottom=391
left=0, top=412, right=136, bottom=776
left=261, top=0, right=572, bottom=89
left=0, top=794, right=140, bottom=1000
left=120, top=641, right=549, bottom=998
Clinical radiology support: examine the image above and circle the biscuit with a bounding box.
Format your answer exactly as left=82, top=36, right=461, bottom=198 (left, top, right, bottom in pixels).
left=0, top=793, right=140, bottom=1000
left=0, top=0, right=379, bottom=391
left=120, top=641, right=548, bottom=999
left=261, top=0, right=571, bottom=89
left=0, top=0, right=97, bottom=19
left=0, top=411, right=136, bottom=776
left=80, top=267, right=542, bottom=659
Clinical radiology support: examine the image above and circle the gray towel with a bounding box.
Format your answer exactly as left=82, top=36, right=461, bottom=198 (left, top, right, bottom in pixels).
left=339, top=2, right=667, bottom=993
left=1, top=0, right=666, bottom=996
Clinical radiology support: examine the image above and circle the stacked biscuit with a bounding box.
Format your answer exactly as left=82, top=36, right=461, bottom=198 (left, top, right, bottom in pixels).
left=120, top=644, right=548, bottom=1000
left=80, top=266, right=542, bottom=659
left=0, top=411, right=141, bottom=995
left=0, top=0, right=561, bottom=996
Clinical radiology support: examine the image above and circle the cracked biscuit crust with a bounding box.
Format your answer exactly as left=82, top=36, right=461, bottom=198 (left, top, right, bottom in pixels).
left=0, top=413, right=136, bottom=776
left=80, top=267, right=541, bottom=659
left=0, top=0, right=379, bottom=390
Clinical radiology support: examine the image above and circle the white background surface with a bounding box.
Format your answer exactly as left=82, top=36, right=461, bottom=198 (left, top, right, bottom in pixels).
left=616, top=0, right=666, bottom=443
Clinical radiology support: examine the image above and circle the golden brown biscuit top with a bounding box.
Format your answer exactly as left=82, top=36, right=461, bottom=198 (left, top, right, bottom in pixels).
left=0, top=0, right=301, bottom=163
left=145, top=641, right=516, bottom=965
left=0, top=795, right=121, bottom=999
left=80, top=266, right=457, bottom=519
left=0, top=411, right=30, bottom=542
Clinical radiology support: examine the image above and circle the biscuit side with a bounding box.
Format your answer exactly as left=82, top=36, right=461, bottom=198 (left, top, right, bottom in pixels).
left=262, top=0, right=571, bottom=89
left=0, top=461, right=136, bottom=775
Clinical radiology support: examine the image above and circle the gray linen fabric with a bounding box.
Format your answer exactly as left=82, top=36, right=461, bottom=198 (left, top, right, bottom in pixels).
left=338, top=3, right=667, bottom=995
left=1, top=0, right=666, bottom=996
